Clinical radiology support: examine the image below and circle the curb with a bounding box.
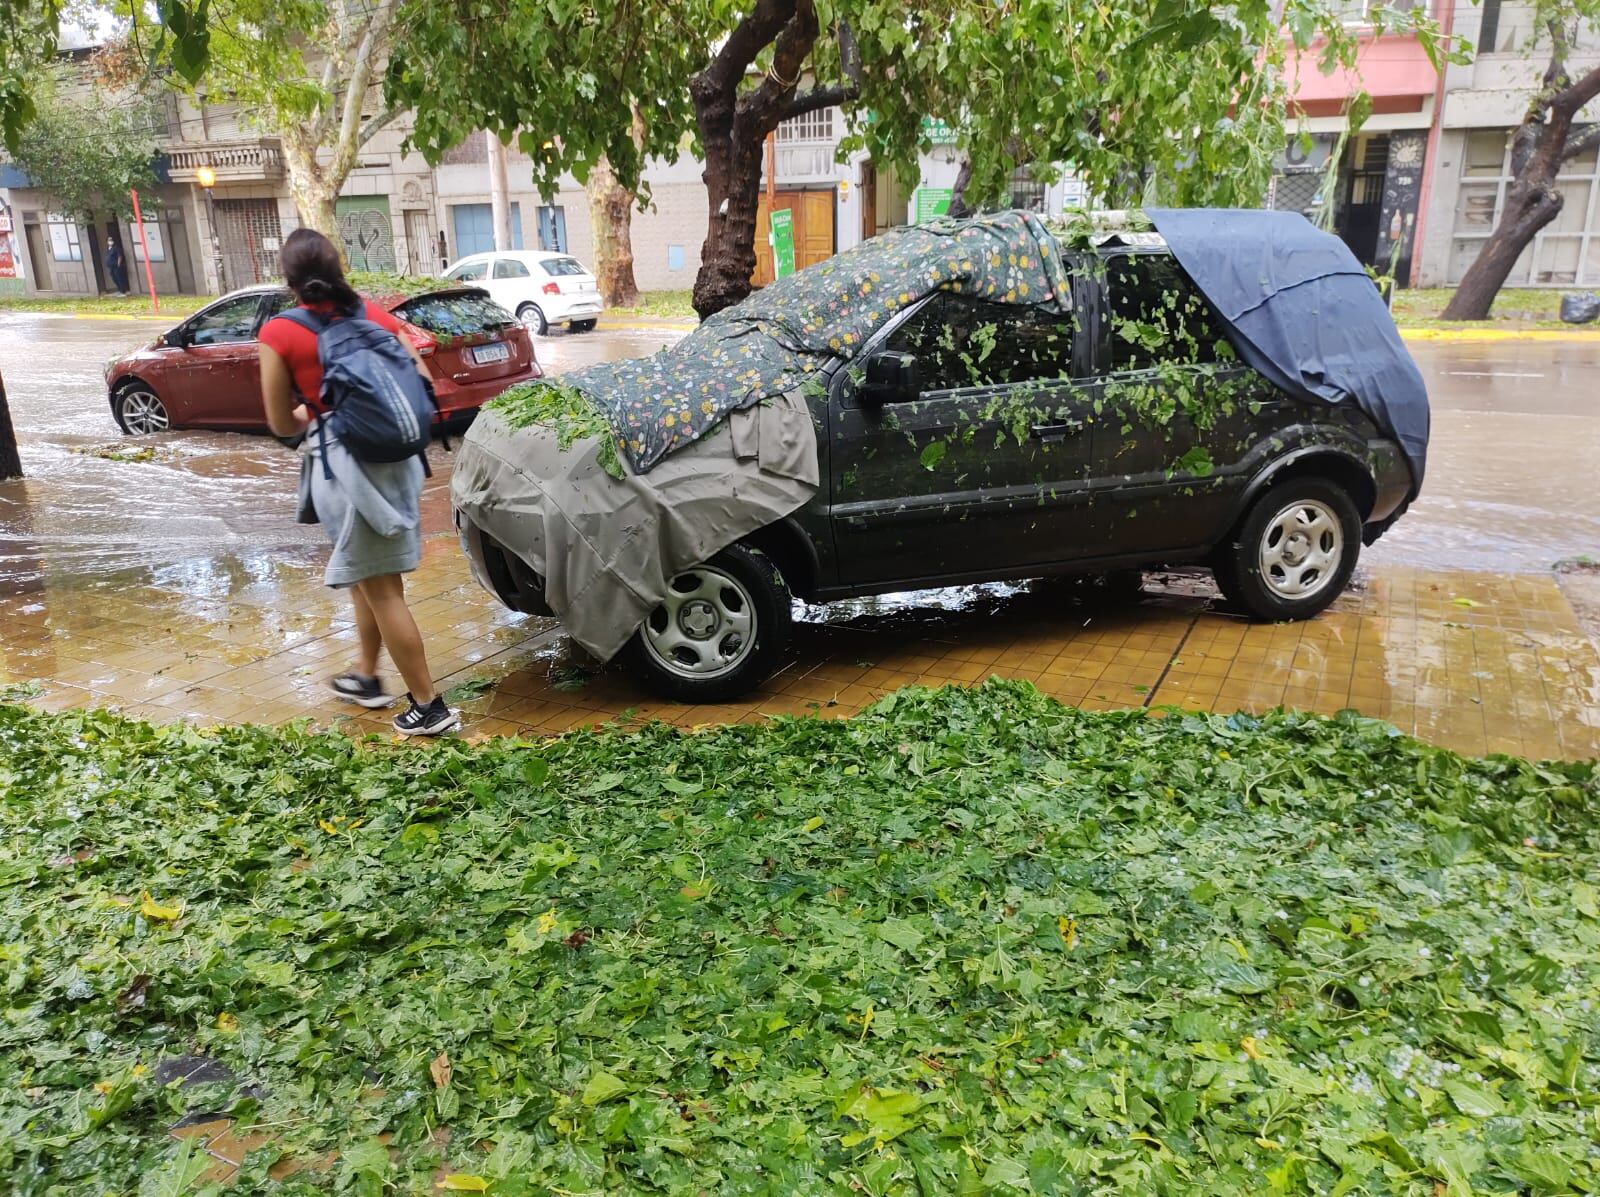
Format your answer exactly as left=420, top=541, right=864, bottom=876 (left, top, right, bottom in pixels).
left=597, top=319, right=697, bottom=332
left=71, top=313, right=175, bottom=322
left=1397, top=326, right=1596, bottom=343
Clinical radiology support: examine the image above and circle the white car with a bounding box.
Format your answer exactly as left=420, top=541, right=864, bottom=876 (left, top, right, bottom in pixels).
left=442, top=251, right=604, bottom=335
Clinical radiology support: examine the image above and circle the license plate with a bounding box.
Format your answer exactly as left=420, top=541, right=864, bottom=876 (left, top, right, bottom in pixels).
left=472, top=342, right=510, bottom=364
left=580, top=281, right=596, bottom=291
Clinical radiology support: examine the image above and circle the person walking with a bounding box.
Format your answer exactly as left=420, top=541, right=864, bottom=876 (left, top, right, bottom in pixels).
left=105, top=235, right=129, bottom=295
left=258, top=228, right=459, bottom=736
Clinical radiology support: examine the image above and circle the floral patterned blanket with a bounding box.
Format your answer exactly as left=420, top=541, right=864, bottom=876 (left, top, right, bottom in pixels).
left=566, top=210, right=1072, bottom=474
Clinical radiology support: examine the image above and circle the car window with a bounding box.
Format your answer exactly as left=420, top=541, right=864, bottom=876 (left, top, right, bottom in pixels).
left=450, top=260, right=488, bottom=282
left=186, top=294, right=265, bottom=346
left=540, top=257, right=586, bottom=277
left=883, top=294, right=1080, bottom=394
left=493, top=258, right=531, bottom=279
left=1105, top=253, right=1229, bottom=371
left=396, top=292, right=515, bottom=337
left=262, top=290, right=297, bottom=319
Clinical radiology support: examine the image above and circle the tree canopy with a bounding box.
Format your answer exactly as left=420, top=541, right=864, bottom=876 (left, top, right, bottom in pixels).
left=8, top=62, right=161, bottom=221
left=385, top=0, right=1452, bottom=315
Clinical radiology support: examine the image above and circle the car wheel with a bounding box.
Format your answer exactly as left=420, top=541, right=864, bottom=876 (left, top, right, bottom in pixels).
left=572, top=318, right=598, bottom=332
left=1213, top=477, right=1362, bottom=621
left=621, top=543, right=791, bottom=702
left=516, top=303, right=548, bottom=335
left=112, top=384, right=171, bottom=435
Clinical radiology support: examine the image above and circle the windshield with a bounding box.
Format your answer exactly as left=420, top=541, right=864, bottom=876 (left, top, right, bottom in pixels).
left=396, top=292, right=515, bottom=337
left=541, top=257, right=587, bottom=277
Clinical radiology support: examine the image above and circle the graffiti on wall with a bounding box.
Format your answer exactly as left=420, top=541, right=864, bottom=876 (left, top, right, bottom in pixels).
left=337, top=203, right=396, bottom=273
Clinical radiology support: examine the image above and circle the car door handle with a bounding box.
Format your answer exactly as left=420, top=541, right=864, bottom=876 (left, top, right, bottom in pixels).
left=1030, top=420, right=1086, bottom=442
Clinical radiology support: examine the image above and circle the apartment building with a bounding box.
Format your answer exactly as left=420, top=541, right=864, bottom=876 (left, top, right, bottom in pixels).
left=1417, top=1, right=1600, bottom=286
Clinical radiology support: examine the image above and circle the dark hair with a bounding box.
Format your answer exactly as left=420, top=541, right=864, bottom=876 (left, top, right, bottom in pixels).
left=280, top=227, right=360, bottom=314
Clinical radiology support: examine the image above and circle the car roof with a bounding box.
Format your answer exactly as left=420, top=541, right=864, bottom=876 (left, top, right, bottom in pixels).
left=455, top=250, right=577, bottom=264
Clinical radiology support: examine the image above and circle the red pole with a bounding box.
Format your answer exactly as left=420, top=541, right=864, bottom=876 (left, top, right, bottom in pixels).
left=129, top=189, right=160, bottom=315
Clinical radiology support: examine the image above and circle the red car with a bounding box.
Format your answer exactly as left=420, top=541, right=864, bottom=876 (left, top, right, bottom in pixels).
left=103, top=284, right=540, bottom=435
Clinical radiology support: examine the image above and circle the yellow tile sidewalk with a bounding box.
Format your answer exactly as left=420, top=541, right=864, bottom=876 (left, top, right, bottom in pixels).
left=3, top=534, right=1597, bottom=760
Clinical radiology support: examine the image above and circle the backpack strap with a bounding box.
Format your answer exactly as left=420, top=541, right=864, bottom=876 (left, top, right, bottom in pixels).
left=274, top=306, right=331, bottom=335
left=273, top=307, right=338, bottom=480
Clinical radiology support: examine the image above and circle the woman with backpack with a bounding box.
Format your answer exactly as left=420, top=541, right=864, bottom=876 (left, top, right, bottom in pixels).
left=259, top=227, right=459, bottom=736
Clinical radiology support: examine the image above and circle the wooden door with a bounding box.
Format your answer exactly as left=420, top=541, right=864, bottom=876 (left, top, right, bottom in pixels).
left=752, top=190, right=836, bottom=286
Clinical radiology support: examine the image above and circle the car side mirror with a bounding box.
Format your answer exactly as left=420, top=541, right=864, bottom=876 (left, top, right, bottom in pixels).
left=861, top=350, right=920, bottom=404
left=166, top=327, right=191, bottom=348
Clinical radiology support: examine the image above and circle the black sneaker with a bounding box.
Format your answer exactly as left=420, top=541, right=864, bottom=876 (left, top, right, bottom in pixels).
left=330, top=673, right=395, bottom=709
left=393, top=695, right=460, bottom=737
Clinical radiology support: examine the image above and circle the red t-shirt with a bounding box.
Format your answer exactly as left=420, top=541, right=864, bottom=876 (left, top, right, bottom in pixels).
left=260, top=299, right=405, bottom=413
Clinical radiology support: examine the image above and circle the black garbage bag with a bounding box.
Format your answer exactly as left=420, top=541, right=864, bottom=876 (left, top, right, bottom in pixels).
left=1559, top=291, right=1600, bottom=324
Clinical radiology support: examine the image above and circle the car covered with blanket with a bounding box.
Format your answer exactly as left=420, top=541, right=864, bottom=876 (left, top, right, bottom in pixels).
left=452, top=209, right=1426, bottom=701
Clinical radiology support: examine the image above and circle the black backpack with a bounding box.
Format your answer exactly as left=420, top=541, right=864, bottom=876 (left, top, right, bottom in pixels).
left=279, top=307, right=441, bottom=478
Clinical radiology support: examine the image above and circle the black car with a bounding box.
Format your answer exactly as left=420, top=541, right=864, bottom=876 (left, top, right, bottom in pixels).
left=463, top=241, right=1412, bottom=702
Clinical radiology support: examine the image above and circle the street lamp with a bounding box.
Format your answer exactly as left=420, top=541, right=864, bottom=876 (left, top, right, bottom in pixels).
left=195, top=164, right=226, bottom=294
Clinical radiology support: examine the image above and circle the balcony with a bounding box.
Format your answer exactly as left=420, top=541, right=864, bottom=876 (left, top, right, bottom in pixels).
left=162, top=139, right=286, bottom=184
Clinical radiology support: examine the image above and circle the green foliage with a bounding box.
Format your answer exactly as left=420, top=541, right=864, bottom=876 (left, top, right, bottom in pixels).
left=1, top=683, right=1598, bottom=1193
left=386, top=2, right=1455, bottom=215
left=347, top=269, right=448, bottom=299
left=8, top=64, right=161, bottom=220
left=488, top=381, right=627, bottom=479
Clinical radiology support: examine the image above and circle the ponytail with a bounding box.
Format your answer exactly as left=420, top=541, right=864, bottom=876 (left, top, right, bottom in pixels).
left=280, top=228, right=361, bottom=315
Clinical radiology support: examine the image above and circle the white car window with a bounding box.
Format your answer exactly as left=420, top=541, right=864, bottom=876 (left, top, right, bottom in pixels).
left=451, top=260, right=488, bottom=282
left=493, top=258, right=532, bottom=279
left=541, top=257, right=587, bottom=277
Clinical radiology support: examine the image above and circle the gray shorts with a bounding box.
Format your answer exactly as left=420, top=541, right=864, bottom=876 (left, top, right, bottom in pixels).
left=299, top=436, right=424, bottom=589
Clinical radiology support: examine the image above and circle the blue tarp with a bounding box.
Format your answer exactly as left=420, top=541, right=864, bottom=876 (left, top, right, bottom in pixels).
left=1146, top=208, right=1429, bottom=501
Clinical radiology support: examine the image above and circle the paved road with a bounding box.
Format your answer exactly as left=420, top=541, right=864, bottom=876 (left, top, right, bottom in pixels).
left=1, top=313, right=1597, bottom=592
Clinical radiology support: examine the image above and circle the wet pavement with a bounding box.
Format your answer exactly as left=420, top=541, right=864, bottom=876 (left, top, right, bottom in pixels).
left=2, top=313, right=1597, bottom=759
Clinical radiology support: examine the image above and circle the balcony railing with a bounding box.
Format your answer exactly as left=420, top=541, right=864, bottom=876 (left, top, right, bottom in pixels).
left=163, top=139, right=286, bottom=183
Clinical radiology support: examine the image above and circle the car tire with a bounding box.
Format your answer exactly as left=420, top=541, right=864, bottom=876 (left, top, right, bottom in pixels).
left=112, top=383, right=171, bottom=436
left=571, top=318, right=598, bottom=332
left=516, top=303, right=548, bottom=335
left=620, top=543, right=791, bottom=703
left=1213, top=477, right=1362, bottom=621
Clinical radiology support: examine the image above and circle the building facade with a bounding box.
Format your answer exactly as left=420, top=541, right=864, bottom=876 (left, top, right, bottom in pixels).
left=1416, top=1, right=1600, bottom=286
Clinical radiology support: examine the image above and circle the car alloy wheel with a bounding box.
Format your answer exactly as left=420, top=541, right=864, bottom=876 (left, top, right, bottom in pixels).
left=116, top=387, right=170, bottom=435
left=1212, top=476, right=1362, bottom=622
left=1257, top=498, right=1343, bottom=601
left=516, top=303, right=548, bottom=335
left=641, top=565, right=758, bottom=680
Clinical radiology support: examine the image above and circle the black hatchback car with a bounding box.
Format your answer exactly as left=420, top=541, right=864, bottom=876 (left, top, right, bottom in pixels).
left=462, top=240, right=1413, bottom=702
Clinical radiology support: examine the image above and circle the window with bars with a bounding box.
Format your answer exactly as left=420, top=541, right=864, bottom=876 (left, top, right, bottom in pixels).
left=776, top=108, right=835, bottom=142
left=1008, top=167, right=1047, bottom=213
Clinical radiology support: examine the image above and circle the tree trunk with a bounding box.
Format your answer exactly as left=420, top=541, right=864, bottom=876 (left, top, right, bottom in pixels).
left=1440, top=186, right=1562, bottom=320
left=1440, top=107, right=1567, bottom=321
left=692, top=138, right=767, bottom=319
left=282, top=137, right=344, bottom=257
left=587, top=156, right=639, bottom=308
left=0, top=369, right=20, bottom=481
left=488, top=134, right=513, bottom=251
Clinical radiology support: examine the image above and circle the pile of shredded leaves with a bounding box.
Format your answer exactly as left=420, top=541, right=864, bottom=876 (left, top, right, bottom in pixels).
left=2, top=680, right=1597, bottom=1195
left=487, top=381, right=626, bottom=480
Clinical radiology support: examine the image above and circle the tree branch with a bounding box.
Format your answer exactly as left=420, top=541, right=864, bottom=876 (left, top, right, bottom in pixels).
left=693, top=0, right=796, bottom=101
left=1552, top=61, right=1600, bottom=120
left=330, top=0, right=396, bottom=178
left=1563, top=122, right=1600, bottom=162
left=357, top=104, right=402, bottom=148
left=782, top=83, right=852, bottom=120
left=780, top=18, right=860, bottom=119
